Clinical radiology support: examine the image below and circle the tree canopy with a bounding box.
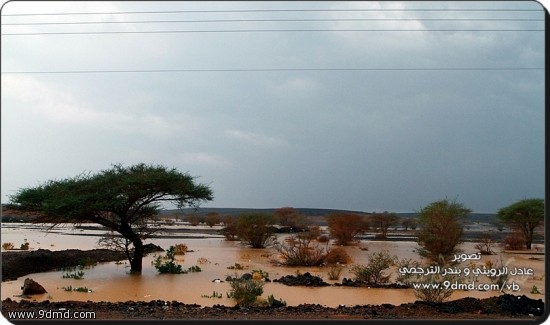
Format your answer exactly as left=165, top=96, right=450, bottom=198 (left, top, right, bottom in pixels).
left=235, top=212, right=276, bottom=248
left=326, top=213, right=368, bottom=245
left=497, top=198, right=544, bottom=249
left=370, top=212, right=399, bottom=240
left=8, top=163, right=213, bottom=273
left=416, top=199, right=470, bottom=265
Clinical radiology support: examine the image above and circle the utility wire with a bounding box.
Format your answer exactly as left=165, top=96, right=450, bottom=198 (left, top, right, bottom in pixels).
left=2, top=18, right=544, bottom=25
left=1, top=8, right=543, bottom=16
left=2, top=29, right=543, bottom=35
left=2, top=68, right=544, bottom=74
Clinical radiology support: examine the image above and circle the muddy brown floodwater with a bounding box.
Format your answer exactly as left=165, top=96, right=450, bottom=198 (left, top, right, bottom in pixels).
left=1, top=223, right=545, bottom=308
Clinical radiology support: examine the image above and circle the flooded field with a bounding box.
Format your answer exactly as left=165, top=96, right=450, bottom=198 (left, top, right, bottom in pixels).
left=1, top=223, right=545, bottom=307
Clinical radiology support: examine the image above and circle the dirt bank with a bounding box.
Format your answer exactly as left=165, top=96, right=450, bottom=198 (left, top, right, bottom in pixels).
left=1, top=294, right=545, bottom=320
left=1, top=245, right=163, bottom=281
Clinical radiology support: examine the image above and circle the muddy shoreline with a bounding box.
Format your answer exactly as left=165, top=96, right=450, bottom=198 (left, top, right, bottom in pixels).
left=1, top=245, right=163, bottom=282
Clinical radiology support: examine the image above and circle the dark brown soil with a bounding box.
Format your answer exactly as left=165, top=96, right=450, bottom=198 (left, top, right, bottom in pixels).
left=1, top=245, right=163, bottom=281
left=1, top=294, right=545, bottom=320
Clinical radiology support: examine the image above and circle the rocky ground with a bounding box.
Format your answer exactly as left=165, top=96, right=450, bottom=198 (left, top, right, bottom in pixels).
left=1, top=294, right=545, bottom=320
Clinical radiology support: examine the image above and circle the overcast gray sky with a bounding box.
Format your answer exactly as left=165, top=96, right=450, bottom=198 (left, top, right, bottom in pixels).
left=1, top=1, right=545, bottom=213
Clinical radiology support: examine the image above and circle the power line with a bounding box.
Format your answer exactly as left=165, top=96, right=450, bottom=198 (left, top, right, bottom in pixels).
left=2, top=28, right=543, bottom=35
left=2, top=18, right=543, bottom=25
left=2, top=8, right=543, bottom=16
left=2, top=67, right=544, bottom=74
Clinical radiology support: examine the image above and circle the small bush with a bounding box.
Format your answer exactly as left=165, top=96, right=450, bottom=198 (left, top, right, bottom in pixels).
left=197, top=257, right=210, bottom=264
left=20, top=242, right=30, bottom=250
left=324, top=247, right=352, bottom=264
left=252, top=269, right=270, bottom=281
left=267, top=294, right=287, bottom=307
left=226, top=277, right=264, bottom=306
left=2, top=242, right=14, bottom=250
left=327, top=265, right=344, bottom=280
left=351, top=250, right=396, bottom=285
left=173, top=243, right=188, bottom=255
left=65, top=286, right=92, bottom=293
left=274, top=236, right=328, bottom=266
left=153, top=246, right=184, bottom=274
left=474, top=232, right=497, bottom=255
left=531, top=285, right=541, bottom=294
left=413, top=274, right=455, bottom=303
left=227, top=263, right=247, bottom=270
left=187, top=265, right=202, bottom=273
left=201, top=291, right=223, bottom=298
left=317, top=235, right=330, bottom=243
left=77, top=257, right=98, bottom=269
left=395, top=258, right=422, bottom=286
left=485, top=257, right=509, bottom=286
left=502, top=232, right=525, bottom=250
left=62, top=270, right=85, bottom=279
left=297, top=226, right=322, bottom=240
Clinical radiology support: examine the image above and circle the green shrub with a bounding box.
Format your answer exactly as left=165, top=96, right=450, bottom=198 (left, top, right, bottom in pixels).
left=267, top=294, right=287, bottom=307
left=235, top=213, right=276, bottom=248
left=77, top=257, right=98, bottom=268
left=413, top=274, right=455, bottom=303
left=252, top=269, right=270, bottom=281
left=62, top=270, right=85, bottom=279
left=187, top=265, right=202, bottom=272
left=153, top=246, right=184, bottom=274
left=226, top=277, right=264, bottom=306
left=395, top=258, right=422, bottom=286
left=351, top=250, right=396, bottom=285
left=201, top=291, right=223, bottom=298
left=63, top=286, right=92, bottom=292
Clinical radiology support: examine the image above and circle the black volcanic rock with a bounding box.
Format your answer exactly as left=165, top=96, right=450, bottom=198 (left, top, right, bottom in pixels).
left=273, top=272, right=330, bottom=287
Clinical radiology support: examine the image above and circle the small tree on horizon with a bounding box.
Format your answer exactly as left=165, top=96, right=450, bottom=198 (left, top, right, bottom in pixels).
left=497, top=198, right=544, bottom=250
left=401, top=218, right=418, bottom=231
left=8, top=163, right=213, bottom=274
left=370, top=212, right=399, bottom=240
left=274, top=207, right=309, bottom=231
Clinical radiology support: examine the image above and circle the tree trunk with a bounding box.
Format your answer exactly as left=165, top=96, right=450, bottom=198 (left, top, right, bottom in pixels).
left=119, top=222, right=144, bottom=274
left=130, top=239, right=144, bottom=273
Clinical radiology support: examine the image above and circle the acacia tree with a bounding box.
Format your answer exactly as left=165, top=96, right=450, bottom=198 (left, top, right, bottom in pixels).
left=401, top=218, right=418, bottom=231
left=370, top=212, right=399, bottom=240
left=497, top=198, right=544, bottom=249
left=274, top=206, right=309, bottom=231
left=235, top=213, right=276, bottom=248
left=416, top=199, right=470, bottom=265
left=326, top=213, right=368, bottom=245
left=8, top=163, right=213, bottom=273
